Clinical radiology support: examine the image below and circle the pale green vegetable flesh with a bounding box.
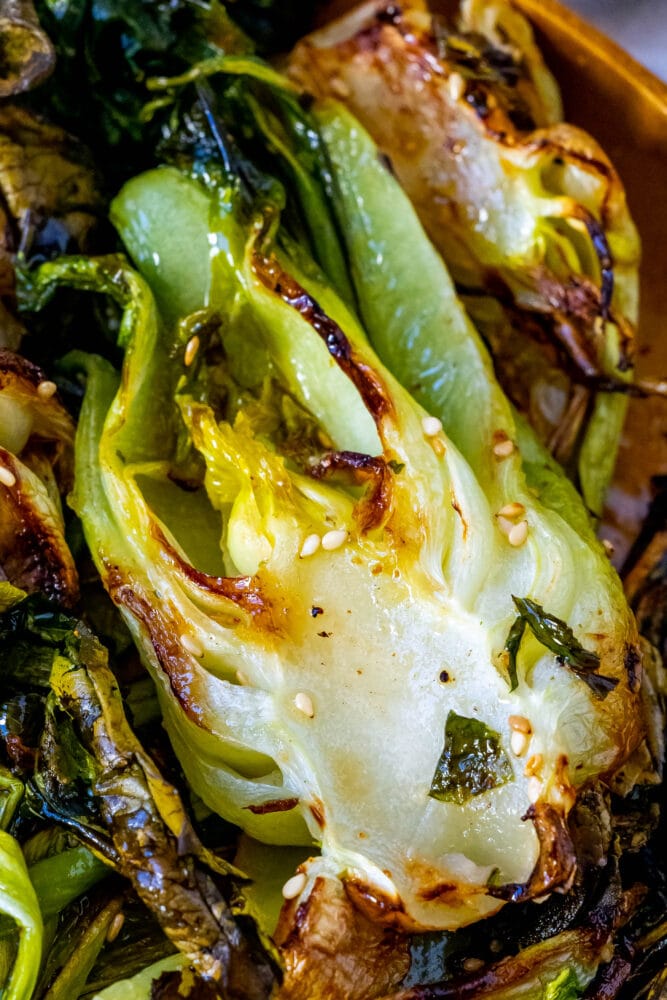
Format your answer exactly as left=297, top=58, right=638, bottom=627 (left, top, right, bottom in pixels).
left=0, top=830, right=43, bottom=1000
left=91, top=955, right=186, bottom=1000
left=28, top=140, right=644, bottom=934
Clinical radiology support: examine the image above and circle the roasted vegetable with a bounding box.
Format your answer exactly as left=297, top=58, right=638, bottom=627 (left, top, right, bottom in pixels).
left=0, top=0, right=54, bottom=98
left=0, top=591, right=278, bottom=995
left=288, top=0, right=641, bottom=516
left=23, top=122, right=649, bottom=954
left=0, top=350, right=77, bottom=604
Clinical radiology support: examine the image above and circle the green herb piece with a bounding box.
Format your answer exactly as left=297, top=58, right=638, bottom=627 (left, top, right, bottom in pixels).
left=511, top=597, right=618, bottom=699
left=504, top=615, right=526, bottom=693
left=387, top=459, right=405, bottom=474
left=429, top=712, right=513, bottom=805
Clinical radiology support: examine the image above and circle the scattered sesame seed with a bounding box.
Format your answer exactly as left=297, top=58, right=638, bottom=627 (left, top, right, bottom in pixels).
left=300, top=534, right=321, bottom=558
left=496, top=515, right=514, bottom=537
left=527, top=776, right=542, bottom=803
left=211, top=901, right=226, bottom=921
left=510, top=730, right=529, bottom=757
left=421, top=415, right=443, bottom=437
left=602, top=538, right=615, bottom=557
left=106, top=912, right=125, bottom=943
left=508, top=520, right=529, bottom=547
left=321, top=529, right=347, bottom=551
left=181, top=633, right=203, bottom=657
left=493, top=435, right=515, bottom=458
left=463, top=957, right=485, bottom=973
left=294, top=692, right=314, bottom=718
left=282, top=871, right=307, bottom=900
left=448, top=72, right=466, bottom=102
left=0, top=466, right=16, bottom=488
left=184, top=335, right=200, bottom=367
left=37, top=380, right=57, bottom=400
left=508, top=715, right=532, bottom=734
left=497, top=501, right=525, bottom=519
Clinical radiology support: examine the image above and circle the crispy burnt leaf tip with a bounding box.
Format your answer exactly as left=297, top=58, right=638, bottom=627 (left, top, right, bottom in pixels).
left=0, top=0, right=54, bottom=97
left=0, top=593, right=278, bottom=996
left=507, top=597, right=618, bottom=699
left=429, top=712, right=512, bottom=805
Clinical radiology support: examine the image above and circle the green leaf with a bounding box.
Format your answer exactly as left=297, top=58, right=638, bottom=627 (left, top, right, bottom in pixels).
left=544, top=968, right=584, bottom=1000
left=511, top=597, right=618, bottom=699
left=0, top=583, right=26, bottom=614
left=429, top=712, right=513, bottom=805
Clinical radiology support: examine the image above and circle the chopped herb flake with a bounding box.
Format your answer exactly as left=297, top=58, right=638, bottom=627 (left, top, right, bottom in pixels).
left=508, top=597, right=618, bottom=699
left=429, top=712, right=513, bottom=805
left=504, top=615, right=526, bottom=692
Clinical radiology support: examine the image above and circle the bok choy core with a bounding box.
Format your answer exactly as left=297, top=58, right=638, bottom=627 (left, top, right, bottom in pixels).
left=25, top=108, right=647, bottom=936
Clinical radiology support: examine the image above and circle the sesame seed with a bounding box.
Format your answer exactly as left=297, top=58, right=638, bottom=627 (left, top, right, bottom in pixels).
left=321, top=529, right=347, bottom=551
left=496, top=515, right=514, bottom=537
left=211, top=901, right=226, bottom=921
left=508, top=520, right=529, bottom=547
left=181, top=633, right=203, bottom=657
left=37, top=380, right=57, bottom=400
left=421, top=415, right=443, bottom=437
left=184, top=335, right=200, bottom=367
left=294, top=692, right=314, bottom=718
left=463, top=957, right=485, bottom=973
left=0, top=466, right=16, bottom=488
left=508, top=715, right=532, bottom=734
left=497, top=501, right=525, bottom=519
left=300, top=534, right=321, bottom=558
left=493, top=436, right=515, bottom=458
left=106, top=912, right=125, bottom=943
left=448, top=72, right=466, bottom=102
left=527, top=777, right=542, bottom=803
left=282, top=872, right=307, bottom=900
left=602, top=538, right=615, bottom=557
left=510, top=730, right=529, bottom=757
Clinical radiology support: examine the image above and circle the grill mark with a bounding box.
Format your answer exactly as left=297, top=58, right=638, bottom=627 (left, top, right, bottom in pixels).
left=245, top=797, right=299, bottom=815
left=151, top=523, right=270, bottom=618
left=487, top=801, right=576, bottom=904
left=310, top=450, right=393, bottom=532
left=252, top=253, right=394, bottom=427
left=0, top=449, right=78, bottom=605
left=105, top=564, right=202, bottom=722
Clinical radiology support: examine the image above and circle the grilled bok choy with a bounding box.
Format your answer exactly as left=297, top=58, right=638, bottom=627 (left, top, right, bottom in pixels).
left=2, top=0, right=663, bottom=996
left=288, top=0, right=641, bottom=517
left=26, top=128, right=649, bottom=952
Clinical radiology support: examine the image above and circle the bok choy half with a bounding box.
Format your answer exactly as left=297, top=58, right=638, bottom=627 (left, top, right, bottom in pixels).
left=25, top=90, right=650, bottom=950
